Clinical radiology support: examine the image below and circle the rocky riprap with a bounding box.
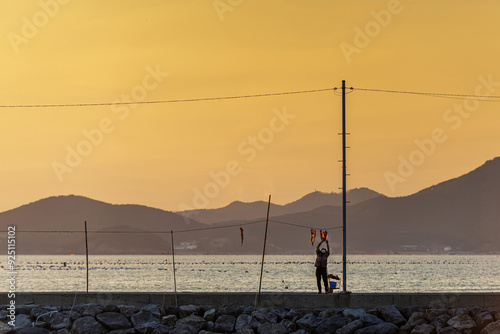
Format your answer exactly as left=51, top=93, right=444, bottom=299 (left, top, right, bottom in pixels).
left=1, top=303, right=500, bottom=334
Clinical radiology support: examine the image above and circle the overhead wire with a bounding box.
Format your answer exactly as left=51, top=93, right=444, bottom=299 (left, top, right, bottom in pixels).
left=353, top=87, right=500, bottom=102
left=0, top=88, right=336, bottom=109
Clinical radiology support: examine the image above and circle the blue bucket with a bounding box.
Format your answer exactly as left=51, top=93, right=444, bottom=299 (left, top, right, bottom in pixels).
left=330, top=281, right=337, bottom=289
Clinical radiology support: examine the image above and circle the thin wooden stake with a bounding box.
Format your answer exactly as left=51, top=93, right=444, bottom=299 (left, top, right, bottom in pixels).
left=256, top=195, right=271, bottom=307
left=84, top=221, right=89, bottom=303
left=171, top=230, right=178, bottom=307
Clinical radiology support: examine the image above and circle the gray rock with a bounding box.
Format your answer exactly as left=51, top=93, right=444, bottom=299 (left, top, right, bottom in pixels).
left=273, top=308, right=289, bottom=322
left=198, top=331, right=217, bottom=334
left=109, top=329, right=137, bottom=334
left=131, top=310, right=161, bottom=334
left=429, top=314, right=450, bottom=330
left=436, top=326, right=460, bottom=334
left=217, top=305, right=244, bottom=318
left=481, top=320, right=500, bottom=334
left=142, top=304, right=162, bottom=319
left=206, top=321, right=215, bottom=331
left=176, top=314, right=206, bottom=333
left=360, top=314, right=383, bottom=326
left=63, top=310, right=81, bottom=321
left=203, top=308, right=216, bottom=322
left=280, top=318, right=297, bottom=332
left=354, top=322, right=399, bottom=334
left=474, top=311, right=494, bottom=330
left=243, top=306, right=257, bottom=315
left=14, top=314, right=32, bottom=330
left=296, top=313, right=322, bottom=332
left=49, top=313, right=71, bottom=330
left=235, top=329, right=256, bottom=334
left=118, top=305, right=138, bottom=320
left=214, top=314, right=236, bottom=332
left=285, top=309, right=303, bottom=321
left=80, top=304, right=103, bottom=317
left=448, top=308, right=468, bottom=317
left=179, top=305, right=200, bottom=318
left=257, top=323, right=287, bottom=334
left=162, top=314, right=178, bottom=327
left=336, top=319, right=363, bottom=334
left=16, top=328, right=50, bottom=334
left=378, top=305, right=406, bottom=326
left=410, top=323, right=435, bottom=334
left=490, top=309, right=500, bottom=321
left=15, top=305, right=38, bottom=315
left=319, top=308, right=338, bottom=318
left=236, top=314, right=254, bottom=330
left=56, top=329, right=71, bottom=334
left=447, top=314, right=477, bottom=332
left=252, top=311, right=278, bottom=324
left=30, top=308, right=51, bottom=320
left=0, top=321, right=15, bottom=334
left=400, top=306, right=424, bottom=320
left=289, top=330, right=310, bottom=334
left=343, top=308, right=367, bottom=319
left=317, top=317, right=349, bottom=334
left=425, top=309, right=447, bottom=322
left=164, top=307, right=178, bottom=317
left=71, top=316, right=107, bottom=334
left=151, top=324, right=173, bottom=334
left=96, top=311, right=132, bottom=330
left=407, top=312, right=427, bottom=328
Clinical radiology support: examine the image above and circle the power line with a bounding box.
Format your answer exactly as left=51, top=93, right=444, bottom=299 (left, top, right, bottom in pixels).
left=0, top=88, right=336, bottom=109
left=353, top=87, right=500, bottom=101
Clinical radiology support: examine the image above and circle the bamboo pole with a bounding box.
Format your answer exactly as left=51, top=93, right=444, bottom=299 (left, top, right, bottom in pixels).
left=256, top=195, right=271, bottom=307
left=171, top=230, right=178, bottom=307
left=84, top=221, right=89, bottom=303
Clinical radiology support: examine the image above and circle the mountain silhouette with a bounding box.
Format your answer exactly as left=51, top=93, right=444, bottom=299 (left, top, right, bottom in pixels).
left=1, top=158, right=499, bottom=254
left=176, top=188, right=382, bottom=224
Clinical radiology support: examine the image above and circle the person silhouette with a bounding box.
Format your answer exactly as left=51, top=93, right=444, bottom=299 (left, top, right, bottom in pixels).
left=314, top=239, right=330, bottom=293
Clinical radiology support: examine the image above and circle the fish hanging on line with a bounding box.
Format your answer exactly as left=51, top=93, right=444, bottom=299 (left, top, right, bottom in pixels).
left=311, top=229, right=316, bottom=245
left=240, top=227, right=244, bottom=246
left=320, top=230, right=328, bottom=241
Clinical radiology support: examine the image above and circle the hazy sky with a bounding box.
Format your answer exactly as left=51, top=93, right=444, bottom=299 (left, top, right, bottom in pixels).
left=1, top=0, right=499, bottom=213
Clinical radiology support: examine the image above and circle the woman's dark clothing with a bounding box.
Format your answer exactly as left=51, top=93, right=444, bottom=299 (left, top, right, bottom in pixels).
left=314, top=241, right=330, bottom=293
left=316, top=266, right=328, bottom=293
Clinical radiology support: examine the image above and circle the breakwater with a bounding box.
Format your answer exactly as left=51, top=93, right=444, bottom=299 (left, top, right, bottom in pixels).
left=1, top=295, right=500, bottom=333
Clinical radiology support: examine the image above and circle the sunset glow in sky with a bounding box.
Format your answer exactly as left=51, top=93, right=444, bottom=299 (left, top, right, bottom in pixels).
left=1, top=0, right=500, bottom=212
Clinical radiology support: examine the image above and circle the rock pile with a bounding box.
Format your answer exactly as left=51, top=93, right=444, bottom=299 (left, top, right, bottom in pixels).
left=1, top=303, right=500, bottom=334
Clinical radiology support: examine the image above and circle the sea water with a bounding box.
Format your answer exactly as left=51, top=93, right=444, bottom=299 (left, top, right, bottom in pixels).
left=2, top=255, right=499, bottom=293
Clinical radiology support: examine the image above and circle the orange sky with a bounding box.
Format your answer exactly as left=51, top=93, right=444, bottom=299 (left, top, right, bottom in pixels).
left=1, top=0, right=499, bottom=213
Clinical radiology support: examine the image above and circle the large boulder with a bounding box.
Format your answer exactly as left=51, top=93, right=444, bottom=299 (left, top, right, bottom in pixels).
left=336, top=319, right=364, bottom=334
left=0, top=321, right=15, bottom=334
left=474, top=311, right=494, bottom=330
left=447, top=314, right=477, bottom=333
left=131, top=310, right=161, bottom=334
left=72, top=316, right=107, bottom=334
left=343, top=309, right=367, bottom=319
left=354, top=322, right=399, bottom=334
left=296, top=313, right=322, bottom=332
left=437, top=326, right=461, bottom=334
left=96, top=312, right=132, bottom=330
left=151, top=324, right=172, bottom=334
left=410, top=323, right=436, bottom=334
left=13, top=314, right=32, bottom=330
left=179, top=305, right=201, bottom=318
left=235, top=314, right=254, bottom=331
left=360, top=314, right=383, bottom=326
left=49, top=313, right=72, bottom=330
left=15, top=329, right=50, bottom=334
left=141, top=305, right=162, bottom=319
left=317, top=317, right=349, bottom=334
left=252, top=311, right=278, bottom=324
left=378, top=305, right=406, bottom=326
left=162, top=314, right=177, bottom=327
left=203, top=309, right=216, bottom=322
left=214, top=314, right=236, bottom=333
left=176, top=314, right=207, bottom=333
left=481, top=320, right=500, bottom=334
left=406, top=312, right=427, bottom=328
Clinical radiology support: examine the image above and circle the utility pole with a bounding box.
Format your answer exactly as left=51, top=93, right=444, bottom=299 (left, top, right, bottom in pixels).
left=341, top=80, right=347, bottom=293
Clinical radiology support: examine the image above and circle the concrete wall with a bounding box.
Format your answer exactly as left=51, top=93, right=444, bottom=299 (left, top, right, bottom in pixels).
left=3, top=293, right=499, bottom=309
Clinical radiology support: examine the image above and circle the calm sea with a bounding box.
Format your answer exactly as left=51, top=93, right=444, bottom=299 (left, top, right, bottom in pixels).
left=3, top=255, right=499, bottom=293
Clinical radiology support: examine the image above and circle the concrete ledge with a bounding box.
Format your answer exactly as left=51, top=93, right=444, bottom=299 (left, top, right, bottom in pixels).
left=2, top=293, right=499, bottom=309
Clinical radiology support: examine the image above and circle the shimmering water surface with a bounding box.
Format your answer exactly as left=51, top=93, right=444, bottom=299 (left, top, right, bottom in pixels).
left=2, top=255, right=499, bottom=293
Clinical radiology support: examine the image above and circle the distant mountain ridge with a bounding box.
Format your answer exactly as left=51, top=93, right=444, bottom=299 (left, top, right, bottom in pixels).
left=176, top=188, right=383, bottom=224
left=1, top=157, right=499, bottom=254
